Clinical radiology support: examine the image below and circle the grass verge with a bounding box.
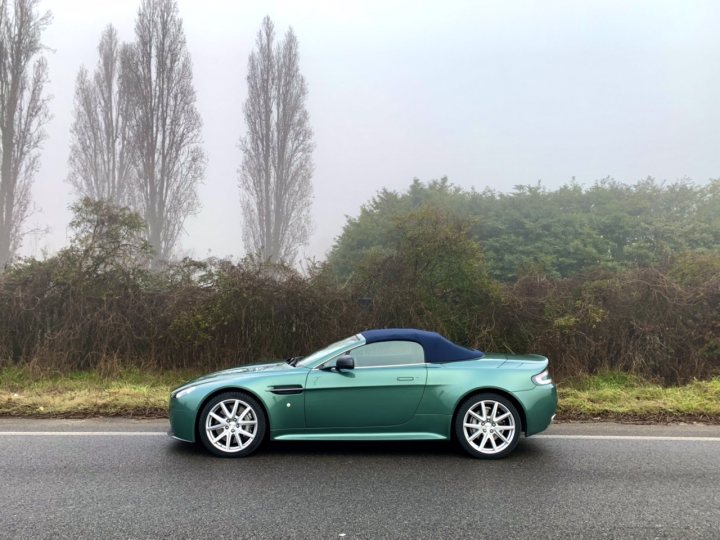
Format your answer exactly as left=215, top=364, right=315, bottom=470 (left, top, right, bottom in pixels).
left=2, top=367, right=720, bottom=422
left=0, top=367, right=194, bottom=418
left=558, top=372, right=720, bottom=423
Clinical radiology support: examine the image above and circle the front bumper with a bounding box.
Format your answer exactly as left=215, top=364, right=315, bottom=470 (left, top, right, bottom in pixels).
left=168, top=395, right=198, bottom=443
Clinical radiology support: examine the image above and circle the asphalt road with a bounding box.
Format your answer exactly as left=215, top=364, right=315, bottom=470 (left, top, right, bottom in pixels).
left=1, top=420, right=719, bottom=539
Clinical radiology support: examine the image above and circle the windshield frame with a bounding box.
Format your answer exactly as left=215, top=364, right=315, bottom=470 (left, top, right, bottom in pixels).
left=294, top=334, right=365, bottom=368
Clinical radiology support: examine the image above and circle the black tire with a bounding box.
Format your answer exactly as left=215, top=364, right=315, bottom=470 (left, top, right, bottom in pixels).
left=197, top=391, right=267, bottom=458
left=455, top=393, right=521, bottom=459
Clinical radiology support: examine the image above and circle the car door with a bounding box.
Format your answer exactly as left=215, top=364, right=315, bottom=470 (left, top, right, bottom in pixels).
left=304, top=340, right=428, bottom=428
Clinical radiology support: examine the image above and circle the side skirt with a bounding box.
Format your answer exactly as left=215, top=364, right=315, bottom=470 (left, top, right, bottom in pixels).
left=272, top=432, right=447, bottom=441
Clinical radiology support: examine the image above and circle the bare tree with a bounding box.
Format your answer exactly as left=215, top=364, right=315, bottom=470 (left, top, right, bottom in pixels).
left=239, top=16, right=314, bottom=265
left=123, top=0, right=205, bottom=265
left=0, top=0, right=51, bottom=267
left=67, top=24, right=133, bottom=207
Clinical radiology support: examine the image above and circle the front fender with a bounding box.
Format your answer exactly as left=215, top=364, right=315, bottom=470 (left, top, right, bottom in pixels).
left=169, top=370, right=310, bottom=442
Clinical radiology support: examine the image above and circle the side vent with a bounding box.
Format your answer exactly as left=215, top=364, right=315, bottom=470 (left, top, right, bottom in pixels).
left=268, top=385, right=303, bottom=395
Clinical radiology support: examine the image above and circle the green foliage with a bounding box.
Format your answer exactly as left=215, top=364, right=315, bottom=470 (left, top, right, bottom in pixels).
left=329, top=179, right=467, bottom=277
left=329, top=177, right=720, bottom=281
left=346, top=205, right=498, bottom=344
left=68, top=198, right=151, bottom=257
left=64, top=197, right=153, bottom=286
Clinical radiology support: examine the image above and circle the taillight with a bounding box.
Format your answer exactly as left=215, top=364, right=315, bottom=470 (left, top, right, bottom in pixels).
left=532, top=369, right=552, bottom=385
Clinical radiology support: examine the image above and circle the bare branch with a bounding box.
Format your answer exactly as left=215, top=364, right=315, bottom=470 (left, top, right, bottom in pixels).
left=68, top=24, right=134, bottom=207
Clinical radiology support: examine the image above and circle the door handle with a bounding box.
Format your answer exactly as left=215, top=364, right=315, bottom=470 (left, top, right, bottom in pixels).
left=397, top=377, right=414, bottom=381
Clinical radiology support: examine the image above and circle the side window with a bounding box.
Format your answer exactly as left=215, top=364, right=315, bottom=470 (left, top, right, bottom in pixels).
left=350, top=341, right=424, bottom=368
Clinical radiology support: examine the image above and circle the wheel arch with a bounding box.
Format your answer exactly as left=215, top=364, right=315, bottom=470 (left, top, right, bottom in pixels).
left=194, top=386, right=271, bottom=443
left=451, top=388, right=528, bottom=436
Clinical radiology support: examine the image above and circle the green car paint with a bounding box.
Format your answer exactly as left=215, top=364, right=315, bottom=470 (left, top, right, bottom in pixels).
left=168, top=334, right=557, bottom=447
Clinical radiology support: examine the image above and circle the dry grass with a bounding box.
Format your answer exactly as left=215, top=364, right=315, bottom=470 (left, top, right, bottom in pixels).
left=558, top=372, right=720, bottom=422
left=2, top=367, right=720, bottom=422
left=0, top=367, right=196, bottom=418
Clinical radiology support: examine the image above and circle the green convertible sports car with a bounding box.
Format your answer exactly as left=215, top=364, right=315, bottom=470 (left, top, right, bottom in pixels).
left=168, top=329, right=557, bottom=459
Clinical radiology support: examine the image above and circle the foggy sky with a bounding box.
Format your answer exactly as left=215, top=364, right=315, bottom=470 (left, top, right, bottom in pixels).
left=24, top=0, right=720, bottom=261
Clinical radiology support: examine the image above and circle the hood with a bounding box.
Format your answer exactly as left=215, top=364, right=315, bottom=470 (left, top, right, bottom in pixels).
left=173, top=361, right=293, bottom=393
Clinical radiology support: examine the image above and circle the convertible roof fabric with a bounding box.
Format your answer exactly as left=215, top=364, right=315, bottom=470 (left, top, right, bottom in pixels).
left=360, top=329, right=484, bottom=363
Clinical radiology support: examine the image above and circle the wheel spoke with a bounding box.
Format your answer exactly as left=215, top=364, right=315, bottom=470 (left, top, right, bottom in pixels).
left=495, top=425, right=514, bottom=430
left=479, top=402, right=488, bottom=420
left=238, top=419, right=257, bottom=425
left=234, top=432, right=243, bottom=448
left=212, top=431, right=227, bottom=443
left=479, top=433, right=490, bottom=449
left=238, top=406, right=251, bottom=420
left=229, top=400, right=239, bottom=418
left=468, top=410, right=483, bottom=421
left=467, top=430, right=482, bottom=441
left=464, top=422, right=480, bottom=429
left=491, top=402, right=498, bottom=422
left=490, top=435, right=498, bottom=450
left=220, top=402, right=231, bottom=417
left=210, top=412, right=225, bottom=424
left=495, top=411, right=511, bottom=422
left=238, top=428, right=254, bottom=438
left=495, top=431, right=510, bottom=443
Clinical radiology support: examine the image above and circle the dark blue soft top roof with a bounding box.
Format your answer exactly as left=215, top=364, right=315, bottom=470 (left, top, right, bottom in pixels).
left=361, top=329, right=483, bottom=363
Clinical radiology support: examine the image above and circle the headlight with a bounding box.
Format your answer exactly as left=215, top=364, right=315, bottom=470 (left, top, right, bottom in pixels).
left=532, top=369, right=552, bottom=385
left=174, top=386, right=197, bottom=399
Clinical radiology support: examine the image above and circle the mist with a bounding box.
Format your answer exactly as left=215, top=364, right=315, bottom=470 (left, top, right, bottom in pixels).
left=22, top=0, right=720, bottom=261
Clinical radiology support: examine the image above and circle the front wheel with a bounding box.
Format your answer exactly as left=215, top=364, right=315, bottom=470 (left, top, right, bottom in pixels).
left=455, top=393, right=521, bottom=459
left=197, top=391, right=267, bottom=457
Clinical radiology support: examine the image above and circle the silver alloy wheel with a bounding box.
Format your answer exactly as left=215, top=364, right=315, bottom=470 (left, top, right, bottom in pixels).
left=205, top=398, right=258, bottom=453
left=462, top=399, right=516, bottom=454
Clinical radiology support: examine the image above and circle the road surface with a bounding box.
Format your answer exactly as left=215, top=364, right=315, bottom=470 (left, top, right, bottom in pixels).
left=1, top=419, right=719, bottom=539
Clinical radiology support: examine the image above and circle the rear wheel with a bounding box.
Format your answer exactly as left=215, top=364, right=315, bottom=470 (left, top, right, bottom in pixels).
left=455, top=393, right=521, bottom=459
left=197, top=391, right=266, bottom=457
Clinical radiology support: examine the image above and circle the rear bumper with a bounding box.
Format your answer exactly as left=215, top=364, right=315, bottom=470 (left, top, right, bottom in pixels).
left=167, top=429, right=193, bottom=443
left=518, top=383, right=558, bottom=436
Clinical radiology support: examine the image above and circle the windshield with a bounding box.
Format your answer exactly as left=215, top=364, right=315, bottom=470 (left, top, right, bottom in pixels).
left=294, top=334, right=363, bottom=368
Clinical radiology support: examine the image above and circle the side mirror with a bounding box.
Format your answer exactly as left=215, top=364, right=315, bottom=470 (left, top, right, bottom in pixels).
left=335, top=355, right=355, bottom=371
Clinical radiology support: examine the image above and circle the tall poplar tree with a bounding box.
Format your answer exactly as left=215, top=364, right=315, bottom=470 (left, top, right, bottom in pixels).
left=239, top=16, right=314, bottom=265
